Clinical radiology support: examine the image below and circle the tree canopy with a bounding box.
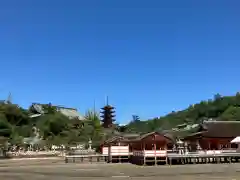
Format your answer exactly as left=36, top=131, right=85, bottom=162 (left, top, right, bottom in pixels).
left=0, top=103, right=104, bottom=148
left=122, top=92, right=240, bottom=133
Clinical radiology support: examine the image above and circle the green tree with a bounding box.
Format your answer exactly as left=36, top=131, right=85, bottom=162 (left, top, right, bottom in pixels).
left=36, top=113, right=71, bottom=140
left=0, top=114, right=12, bottom=137
left=84, top=110, right=103, bottom=142
left=0, top=104, right=30, bottom=126
left=220, top=106, right=240, bottom=121
left=0, top=105, right=32, bottom=145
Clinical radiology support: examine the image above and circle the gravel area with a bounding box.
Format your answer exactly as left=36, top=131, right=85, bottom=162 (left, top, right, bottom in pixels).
left=1, top=159, right=240, bottom=179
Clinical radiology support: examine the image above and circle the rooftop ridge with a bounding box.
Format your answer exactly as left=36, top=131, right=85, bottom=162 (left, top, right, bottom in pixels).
left=32, top=103, right=77, bottom=111
left=204, top=120, right=240, bottom=123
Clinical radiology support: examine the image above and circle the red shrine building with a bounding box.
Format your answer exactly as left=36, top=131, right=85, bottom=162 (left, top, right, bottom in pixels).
left=101, top=121, right=240, bottom=165
left=183, top=121, right=240, bottom=151
left=101, top=131, right=175, bottom=164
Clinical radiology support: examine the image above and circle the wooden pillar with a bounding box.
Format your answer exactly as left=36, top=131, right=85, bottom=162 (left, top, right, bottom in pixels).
left=196, top=140, right=199, bottom=151
left=164, top=143, right=168, bottom=165
left=154, top=141, right=157, bottom=165
left=118, top=142, right=121, bottom=163
left=108, top=145, right=112, bottom=163
left=218, top=142, right=221, bottom=150
left=143, top=142, right=146, bottom=165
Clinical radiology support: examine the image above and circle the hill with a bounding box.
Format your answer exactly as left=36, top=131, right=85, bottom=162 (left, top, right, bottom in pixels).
left=0, top=103, right=103, bottom=149
left=123, top=92, right=240, bottom=133
left=1, top=92, right=240, bottom=149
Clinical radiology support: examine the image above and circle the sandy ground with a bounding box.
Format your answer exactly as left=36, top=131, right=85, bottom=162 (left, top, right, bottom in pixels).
left=1, top=159, right=240, bottom=180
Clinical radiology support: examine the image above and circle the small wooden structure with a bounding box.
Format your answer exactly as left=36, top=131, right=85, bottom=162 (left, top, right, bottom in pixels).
left=101, top=136, right=131, bottom=163
left=183, top=121, right=240, bottom=152
left=130, top=132, right=174, bottom=165
left=65, top=154, right=108, bottom=163
left=168, top=152, right=240, bottom=165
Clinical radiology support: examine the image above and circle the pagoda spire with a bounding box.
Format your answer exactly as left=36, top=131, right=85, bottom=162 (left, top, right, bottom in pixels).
left=105, top=95, right=109, bottom=106
left=7, top=92, right=12, bottom=104
left=101, top=96, right=115, bottom=128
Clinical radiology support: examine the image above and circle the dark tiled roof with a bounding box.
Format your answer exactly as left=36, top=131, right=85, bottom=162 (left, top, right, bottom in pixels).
left=162, top=132, right=177, bottom=142
left=183, top=131, right=207, bottom=140
left=200, top=121, right=240, bottom=138
left=104, top=136, right=123, bottom=144
left=184, top=121, right=240, bottom=139
left=131, top=131, right=174, bottom=142
left=122, top=133, right=140, bottom=139
left=103, top=131, right=177, bottom=145
left=157, top=125, right=201, bottom=140
left=103, top=133, right=140, bottom=144
left=136, top=132, right=157, bottom=140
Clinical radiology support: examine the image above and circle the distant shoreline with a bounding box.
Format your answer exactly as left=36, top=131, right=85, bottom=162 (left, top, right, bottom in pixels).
left=0, top=154, right=63, bottom=160
left=0, top=156, right=63, bottom=161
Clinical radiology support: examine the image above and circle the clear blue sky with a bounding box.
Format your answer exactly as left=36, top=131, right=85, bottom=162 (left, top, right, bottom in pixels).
left=0, top=0, right=240, bottom=124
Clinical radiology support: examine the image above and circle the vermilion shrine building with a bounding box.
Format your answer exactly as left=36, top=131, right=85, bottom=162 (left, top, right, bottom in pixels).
left=183, top=121, right=240, bottom=151
left=102, top=131, right=175, bottom=165
left=101, top=121, right=240, bottom=165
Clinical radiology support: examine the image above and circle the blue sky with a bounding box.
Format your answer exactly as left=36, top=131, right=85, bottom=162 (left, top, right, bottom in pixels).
left=0, top=0, right=240, bottom=124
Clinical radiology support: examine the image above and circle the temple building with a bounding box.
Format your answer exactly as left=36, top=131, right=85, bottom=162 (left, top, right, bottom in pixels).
left=29, top=103, right=84, bottom=120
left=183, top=121, right=240, bottom=151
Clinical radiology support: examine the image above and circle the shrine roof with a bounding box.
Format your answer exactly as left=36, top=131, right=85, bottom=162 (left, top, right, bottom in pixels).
left=131, top=131, right=175, bottom=142
left=200, top=121, right=240, bottom=138
left=103, top=132, right=140, bottom=144
left=184, top=121, right=240, bottom=139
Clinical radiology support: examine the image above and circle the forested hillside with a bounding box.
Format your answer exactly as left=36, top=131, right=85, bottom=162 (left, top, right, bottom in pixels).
left=1, top=92, right=240, bottom=148
left=123, top=93, right=240, bottom=133
left=0, top=103, right=103, bottom=149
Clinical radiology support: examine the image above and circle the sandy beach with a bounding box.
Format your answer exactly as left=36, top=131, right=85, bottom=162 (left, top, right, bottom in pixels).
left=1, top=158, right=240, bottom=180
